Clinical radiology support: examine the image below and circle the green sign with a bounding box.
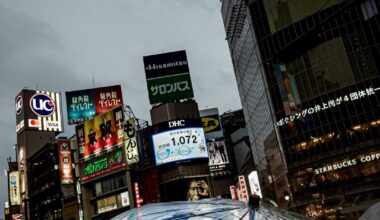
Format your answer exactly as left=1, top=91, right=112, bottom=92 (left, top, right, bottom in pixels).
left=83, top=150, right=124, bottom=177
left=147, top=73, right=194, bottom=104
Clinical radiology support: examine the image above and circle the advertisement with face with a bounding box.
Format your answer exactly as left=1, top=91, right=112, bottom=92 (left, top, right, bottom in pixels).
left=186, top=178, right=210, bottom=201
left=76, top=106, right=124, bottom=159
left=66, top=85, right=123, bottom=124
left=9, top=171, right=21, bottom=205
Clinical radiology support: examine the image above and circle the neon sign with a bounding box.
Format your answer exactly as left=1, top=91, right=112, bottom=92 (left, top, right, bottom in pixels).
left=276, top=86, right=380, bottom=127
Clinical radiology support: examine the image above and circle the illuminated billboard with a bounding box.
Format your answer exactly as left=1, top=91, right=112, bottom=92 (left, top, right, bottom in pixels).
left=9, top=171, right=21, bottom=205
left=81, top=149, right=126, bottom=182
left=207, top=140, right=231, bottom=177
left=124, top=118, right=139, bottom=165
left=15, top=89, right=63, bottom=133
left=76, top=106, right=124, bottom=159
left=248, top=171, right=263, bottom=198
left=58, top=140, right=74, bottom=184
left=152, top=119, right=207, bottom=166
left=66, top=85, right=123, bottom=124
left=143, top=50, right=194, bottom=104
left=200, top=108, right=223, bottom=139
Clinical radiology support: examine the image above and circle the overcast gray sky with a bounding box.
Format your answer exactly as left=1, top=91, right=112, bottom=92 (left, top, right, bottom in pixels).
left=0, top=0, right=241, bottom=215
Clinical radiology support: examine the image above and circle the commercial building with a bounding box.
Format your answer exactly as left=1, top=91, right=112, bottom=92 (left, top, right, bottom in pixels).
left=221, top=0, right=290, bottom=209
left=221, top=0, right=380, bottom=219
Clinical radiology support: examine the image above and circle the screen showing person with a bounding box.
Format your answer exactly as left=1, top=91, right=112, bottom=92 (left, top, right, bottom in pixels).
left=186, top=179, right=210, bottom=201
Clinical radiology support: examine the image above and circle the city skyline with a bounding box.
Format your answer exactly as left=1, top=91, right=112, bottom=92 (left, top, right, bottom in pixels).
left=0, top=1, right=241, bottom=217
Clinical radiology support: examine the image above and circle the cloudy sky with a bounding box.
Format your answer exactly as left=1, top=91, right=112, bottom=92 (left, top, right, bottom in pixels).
left=0, top=0, right=241, bottom=216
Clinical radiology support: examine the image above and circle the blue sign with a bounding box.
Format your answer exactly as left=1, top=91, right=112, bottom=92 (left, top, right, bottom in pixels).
left=30, top=93, right=55, bottom=117
left=152, top=127, right=208, bottom=166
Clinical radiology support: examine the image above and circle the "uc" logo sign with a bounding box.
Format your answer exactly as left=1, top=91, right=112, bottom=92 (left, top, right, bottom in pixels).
left=30, top=93, right=55, bottom=117
left=16, top=96, right=23, bottom=115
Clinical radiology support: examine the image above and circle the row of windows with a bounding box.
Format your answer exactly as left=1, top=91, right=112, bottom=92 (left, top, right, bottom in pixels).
left=93, top=173, right=127, bottom=197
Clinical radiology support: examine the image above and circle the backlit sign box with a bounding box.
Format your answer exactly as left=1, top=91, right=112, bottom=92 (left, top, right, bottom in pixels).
left=75, top=106, right=124, bottom=160
left=15, top=89, right=63, bottom=134
left=9, top=171, right=21, bottom=205
left=66, top=85, right=123, bottom=124
left=152, top=118, right=208, bottom=166
left=58, top=140, right=74, bottom=184
left=200, top=108, right=223, bottom=139
left=143, top=50, right=194, bottom=104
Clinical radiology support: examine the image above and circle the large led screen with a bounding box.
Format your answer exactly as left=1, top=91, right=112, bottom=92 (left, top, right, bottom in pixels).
left=152, top=127, right=207, bottom=166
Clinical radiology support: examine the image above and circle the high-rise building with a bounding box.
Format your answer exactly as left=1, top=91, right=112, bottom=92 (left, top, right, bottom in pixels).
left=221, top=0, right=290, bottom=209
left=221, top=0, right=380, bottom=219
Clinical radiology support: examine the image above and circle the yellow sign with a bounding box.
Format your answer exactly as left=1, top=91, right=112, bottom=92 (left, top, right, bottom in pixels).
left=202, top=117, right=220, bottom=133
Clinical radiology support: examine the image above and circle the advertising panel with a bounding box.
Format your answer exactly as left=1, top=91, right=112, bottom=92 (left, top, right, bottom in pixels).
left=124, top=118, right=139, bottom=165
left=58, top=140, right=74, bottom=184
left=9, top=171, right=20, bottom=205
left=15, top=90, right=63, bottom=133
left=143, top=50, right=194, bottom=104
left=81, top=149, right=126, bottom=182
left=146, top=73, right=194, bottom=104
left=238, top=175, right=249, bottom=202
left=186, top=178, right=210, bottom=201
left=97, top=195, right=117, bottom=214
left=76, top=106, right=124, bottom=159
left=207, top=140, right=231, bottom=177
left=134, top=182, right=143, bottom=208
left=66, top=85, right=123, bottom=124
left=248, top=171, right=263, bottom=198
left=200, top=108, right=223, bottom=139
left=120, top=191, right=130, bottom=207
left=152, top=127, right=207, bottom=166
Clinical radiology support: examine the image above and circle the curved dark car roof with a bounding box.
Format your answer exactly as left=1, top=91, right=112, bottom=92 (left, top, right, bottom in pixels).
left=111, top=198, right=310, bottom=220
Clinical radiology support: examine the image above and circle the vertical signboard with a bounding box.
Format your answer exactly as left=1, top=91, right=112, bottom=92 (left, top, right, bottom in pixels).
left=230, top=185, right=237, bottom=200
left=124, top=118, right=139, bottom=165
left=248, top=171, right=263, bottom=198
left=143, top=50, right=194, bottom=104
left=207, top=140, right=230, bottom=176
left=9, top=171, right=21, bottom=205
left=58, top=140, right=74, bottom=184
left=238, top=175, right=249, bottom=202
left=15, top=90, right=63, bottom=133
left=76, top=106, right=124, bottom=159
left=134, top=182, right=143, bottom=208
left=66, top=85, right=123, bottom=124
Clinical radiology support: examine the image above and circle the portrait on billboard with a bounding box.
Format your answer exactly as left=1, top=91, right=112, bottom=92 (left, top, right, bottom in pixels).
left=208, top=140, right=229, bottom=166
left=76, top=106, right=124, bottom=159
left=186, top=179, right=210, bottom=201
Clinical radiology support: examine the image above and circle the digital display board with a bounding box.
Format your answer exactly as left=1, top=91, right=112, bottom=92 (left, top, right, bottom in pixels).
left=152, top=127, right=207, bottom=166
left=143, top=50, right=194, bottom=104
left=66, top=85, right=123, bottom=124
left=76, top=106, right=124, bottom=160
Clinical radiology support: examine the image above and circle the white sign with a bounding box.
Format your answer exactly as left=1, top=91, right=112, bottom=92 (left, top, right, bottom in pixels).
left=277, top=86, right=380, bottom=126
left=124, top=118, right=139, bottom=165
left=152, top=127, right=207, bottom=165
left=121, top=191, right=130, bottom=207
left=248, top=171, right=263, bottom=198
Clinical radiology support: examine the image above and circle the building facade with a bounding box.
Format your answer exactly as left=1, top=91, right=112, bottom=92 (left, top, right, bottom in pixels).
left=222, top=0, right=380, bottom=219
left=221, top=0, right=290, bottom=209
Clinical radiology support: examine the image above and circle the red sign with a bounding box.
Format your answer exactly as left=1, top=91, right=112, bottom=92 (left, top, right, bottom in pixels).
left=58, top=140, right=73, bottom=184
left=230, top=186, right=237, bottom=200
left=238, top=175, right=248, bottom=202
left=134, top=182, right=144, bottom=208
left=94, top=85, right=123, bottom=115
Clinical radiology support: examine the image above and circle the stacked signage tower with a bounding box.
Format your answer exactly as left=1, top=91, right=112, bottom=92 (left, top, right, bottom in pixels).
left=143, top=50, right=213, bottom=202
left=66, top=85, right=142, bottom=220
left=14, top=89, right=74, bottom=220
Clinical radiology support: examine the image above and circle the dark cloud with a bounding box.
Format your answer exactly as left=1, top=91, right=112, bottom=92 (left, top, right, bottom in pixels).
left=0, top=1, right=241, bottom=216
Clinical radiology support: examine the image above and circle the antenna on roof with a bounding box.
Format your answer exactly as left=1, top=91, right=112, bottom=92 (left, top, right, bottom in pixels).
left=92, top=73, right=95, bottom=88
